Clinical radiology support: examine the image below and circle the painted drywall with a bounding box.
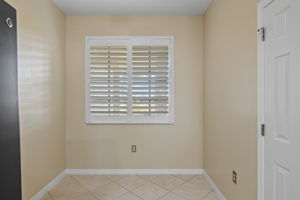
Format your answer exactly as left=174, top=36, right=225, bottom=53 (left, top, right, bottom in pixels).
left=4, top=0, right=66, bottom=199
left=65, top=16, right=204, bottom=169
left=204, top=0, right=258, bottom=200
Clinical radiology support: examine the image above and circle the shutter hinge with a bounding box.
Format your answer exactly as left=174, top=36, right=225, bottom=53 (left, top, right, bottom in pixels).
left=258, top=27, right=266, bottom=42
left=261, top=124, right=265, bottom=136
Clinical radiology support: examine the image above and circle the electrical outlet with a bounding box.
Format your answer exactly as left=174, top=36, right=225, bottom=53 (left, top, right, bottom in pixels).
left=131, top=145, right=137, bottom=153
left=232, top=170, right=237, bottom=184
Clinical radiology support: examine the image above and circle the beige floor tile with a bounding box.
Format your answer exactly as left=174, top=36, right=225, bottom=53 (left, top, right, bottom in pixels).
left=172, top=174, right=195, bottom=181
left=202, top=191, right=219, bottom=200
left=139, top=175, right=157, bottom=181
left=40, top=193, right=54, bottom=200
left=116, top=175, right=147, bottom=191
left=173, top=182, right=210, bottom=200
left=49, top=181, right=87, bottom=200
left=151, top=175, right=184, bottom=191
left=106, top=175, right=126, bottom=182
left=54, top=176, right=77, bottom=189
left=47, top=174, right=216, bottom=200
left=71, top=191, right=99, bottom=200
left=158, top=192, right=185, bottom=200
left=72, top=175, right=111, bottom=190
left=91, top=182, right=128, bottom=200
left=117, top=192, right=143, bottom=200
left=187, top=175, right=213, bottom=191
left=132, top=182, right=168, bottom=200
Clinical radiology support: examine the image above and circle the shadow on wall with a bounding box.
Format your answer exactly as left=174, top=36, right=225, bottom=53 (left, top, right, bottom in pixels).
left=18, top=32, right=51, bottom=133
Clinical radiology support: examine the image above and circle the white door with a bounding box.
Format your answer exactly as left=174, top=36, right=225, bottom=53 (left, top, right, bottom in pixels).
left=263, top=0, right=300, bottom=199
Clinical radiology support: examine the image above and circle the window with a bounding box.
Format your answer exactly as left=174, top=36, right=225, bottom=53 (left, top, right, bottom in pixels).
left=86, top=37, right=174, bottom=124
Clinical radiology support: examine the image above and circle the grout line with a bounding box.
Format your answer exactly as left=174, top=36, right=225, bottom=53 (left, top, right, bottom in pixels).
left=149, top=180, right=173, bottom=192
left=168, top=174, right=213, bottom=200
left=112, top=175, right=171, bottom=200
left=48, top=192, right=55, bottom=200
left=69, top=175, right=103, bottom=200
left=106, top=175, right=148, bottom=199
left=109, top=175, right=145, bottom=191
left=113, top=175, right=150, bottom=197
left=96, top=182, right=129, bottom=200
left=107, top=175, right=149, bottom=200
left=113, top=191, right=134, bottom=200
left=147, top=179, right=173, bottom=200
left=106, top=175, right=127, bottom=182
left=138, top=174, right=158, bottom=182
left=156, top=191, right=172, bottom=200
left=152, top=174, right=199, bottom=200
left=201, top=191, right=212, bottom=200
left=129, top=191, right=145, bottom=200
left=168, top=175, right=197, bottom=200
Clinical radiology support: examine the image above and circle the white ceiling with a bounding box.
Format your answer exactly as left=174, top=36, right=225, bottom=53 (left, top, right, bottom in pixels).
left=51, top=0, right=212, bottom=16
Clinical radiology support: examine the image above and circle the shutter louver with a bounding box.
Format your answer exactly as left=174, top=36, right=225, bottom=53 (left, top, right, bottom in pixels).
left=132, top=46, right=170, bottom=116
left=89, top=46, right=128, bottom=116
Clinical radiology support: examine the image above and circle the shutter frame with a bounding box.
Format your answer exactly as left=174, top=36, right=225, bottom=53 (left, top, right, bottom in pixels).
left=86, top=36, right=174, bottom=124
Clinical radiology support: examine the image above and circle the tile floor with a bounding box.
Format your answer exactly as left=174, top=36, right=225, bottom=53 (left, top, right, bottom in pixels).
left=41, top=174, right=219, bottom=200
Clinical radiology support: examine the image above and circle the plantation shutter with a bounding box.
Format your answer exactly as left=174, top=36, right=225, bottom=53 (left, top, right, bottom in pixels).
left=87, top=40, right=130, bottom=122
left=131, top=45, right=170, bottom=116
left=86, top=37, right=173, bottom=124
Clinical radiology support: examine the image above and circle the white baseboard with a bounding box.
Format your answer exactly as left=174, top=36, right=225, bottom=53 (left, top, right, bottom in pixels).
left=203, top=170, right=227, bottom=200
left=65, top=168, right=204, bottom=175
left=31, top=170, right=66, bottom=200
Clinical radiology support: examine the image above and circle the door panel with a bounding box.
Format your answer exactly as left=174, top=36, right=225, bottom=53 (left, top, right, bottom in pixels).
left=0, top=1, right=21, bottom=199
left=274, top=164, right=290, bottom=200
left=273, top=53, right=289, bottom=143
left=263, top=0, right=300, bottom=199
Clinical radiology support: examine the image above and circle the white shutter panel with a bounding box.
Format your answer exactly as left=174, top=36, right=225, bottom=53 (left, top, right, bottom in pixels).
left=86, top=37, right=173, bottom=124
left=131, top=45, right=170, bottom=116
left=88, top=45, right=129, bottom=117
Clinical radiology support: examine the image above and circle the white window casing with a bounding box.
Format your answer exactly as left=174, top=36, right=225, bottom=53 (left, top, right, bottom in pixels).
left=86, top=36, right=174, bottom=124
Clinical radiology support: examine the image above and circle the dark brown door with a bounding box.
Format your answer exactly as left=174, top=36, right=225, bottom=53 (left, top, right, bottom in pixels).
left=0, top=1, right=21, bottom=199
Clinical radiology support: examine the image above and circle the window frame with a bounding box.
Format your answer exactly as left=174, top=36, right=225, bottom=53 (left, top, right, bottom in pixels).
left=85, top=36, right=174, bottom=124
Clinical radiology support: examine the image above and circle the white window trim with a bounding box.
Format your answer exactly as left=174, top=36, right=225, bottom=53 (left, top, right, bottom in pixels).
left=85, top=36, right=175, bottom=124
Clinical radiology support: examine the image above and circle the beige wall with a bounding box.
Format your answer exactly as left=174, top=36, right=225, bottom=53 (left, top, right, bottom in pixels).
left=204, top=0, right=258, bottom=200
left=65, top=16, right=204, bottom=169
left=5, top=0, right=66, bottom=199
